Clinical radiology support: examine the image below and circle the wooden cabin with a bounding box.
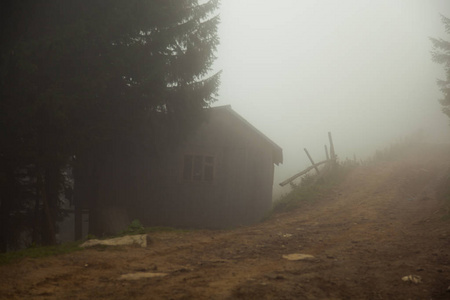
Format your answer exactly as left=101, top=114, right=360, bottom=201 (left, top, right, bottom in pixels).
left=80, top=105, right=283, bottom=235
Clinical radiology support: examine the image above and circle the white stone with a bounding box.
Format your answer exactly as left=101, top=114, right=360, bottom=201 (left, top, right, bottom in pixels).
left=119, top=272, right=168, bottom=281
left=282, top=253, right=315, bottom=261
left=401, top=275, right=422, bottom=284
left=80, top=234, right=149, bottom=248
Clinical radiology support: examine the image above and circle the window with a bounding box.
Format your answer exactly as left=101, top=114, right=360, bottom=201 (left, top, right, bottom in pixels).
left=183, top=155, right=214, bottom=182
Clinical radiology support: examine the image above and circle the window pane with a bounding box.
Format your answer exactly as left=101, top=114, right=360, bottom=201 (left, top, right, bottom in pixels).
left=193, top=155, right=203, bottom=181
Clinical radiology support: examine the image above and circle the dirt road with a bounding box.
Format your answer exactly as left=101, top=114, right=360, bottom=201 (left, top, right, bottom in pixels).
left=1, top=146, right=450, bottom=299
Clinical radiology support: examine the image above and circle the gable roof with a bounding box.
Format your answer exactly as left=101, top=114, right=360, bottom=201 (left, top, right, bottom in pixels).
left=210, top=105, right=283, bottom=165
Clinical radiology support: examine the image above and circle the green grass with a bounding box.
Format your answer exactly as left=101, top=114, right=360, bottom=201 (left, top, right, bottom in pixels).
left=0, top=225, right=190, bottom=266
left=269, top=164, right=352, bottom=216
left=0, top=167, right=352, bottom=266
left=0, top=241, right=83, bottom=265
left=117, top=219, right=147, bottom=236
left=271, top=184, right=326, bottom=214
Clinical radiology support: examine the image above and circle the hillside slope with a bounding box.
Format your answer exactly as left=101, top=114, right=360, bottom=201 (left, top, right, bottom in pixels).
left=1, top=144, right=450, bottom=299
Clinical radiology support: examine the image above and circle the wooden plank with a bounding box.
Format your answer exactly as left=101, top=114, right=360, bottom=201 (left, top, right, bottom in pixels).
left=279, top=159, right=330, bottom=186
left=304, top=148, right=320, bottom=175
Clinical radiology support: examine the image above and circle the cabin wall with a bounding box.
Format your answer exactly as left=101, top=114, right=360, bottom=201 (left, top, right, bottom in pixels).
left=136, top=109, right=274, bottom=229
left=92, top=109, right=277, bottom=233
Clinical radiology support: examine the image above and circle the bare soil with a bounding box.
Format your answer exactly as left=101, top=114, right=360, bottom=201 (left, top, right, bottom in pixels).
left=1, top=146, right=450, bottom=299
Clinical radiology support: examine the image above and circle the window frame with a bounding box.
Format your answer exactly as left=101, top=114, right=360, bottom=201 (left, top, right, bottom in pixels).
left=182, top=154, right=215, bottom=183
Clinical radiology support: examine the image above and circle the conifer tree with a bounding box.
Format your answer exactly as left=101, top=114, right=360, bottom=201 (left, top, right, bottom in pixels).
left=431, top=15, right=450, bottom=121
left=0, top=0, right=221, bottom=247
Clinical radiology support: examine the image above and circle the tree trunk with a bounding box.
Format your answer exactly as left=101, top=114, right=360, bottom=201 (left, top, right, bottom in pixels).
left=32, top=185, right=41, bottom=245
left=37, top=165, right=59, bottom=246
left=0, top=196, right=8, bottom=252
left=74, top=151, right=104, bottom=238
left=88, top=159, right=102, bottom=237
left=0, top=164, right=15, bottom=253
left=73, top=161, right=85, bottom=240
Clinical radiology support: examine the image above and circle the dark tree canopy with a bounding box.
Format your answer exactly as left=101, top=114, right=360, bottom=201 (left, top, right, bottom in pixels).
left=431, top=15, right=450, bottom=121
left=0, top=0, right=221, bottom=249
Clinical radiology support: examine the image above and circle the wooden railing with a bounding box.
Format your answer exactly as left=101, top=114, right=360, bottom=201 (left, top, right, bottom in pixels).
left=279, top=132, right=337, bottom=187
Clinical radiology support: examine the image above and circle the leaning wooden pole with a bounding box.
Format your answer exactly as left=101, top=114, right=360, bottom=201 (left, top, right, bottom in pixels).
left=324, top=145, right=329, bottom=160
left=304, top=148, right=320, bottom=175
left=279, top=159, right=331, bottom=186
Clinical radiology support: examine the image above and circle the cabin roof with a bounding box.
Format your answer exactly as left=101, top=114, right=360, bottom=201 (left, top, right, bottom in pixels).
left=210, top=105, right=283, bottom=165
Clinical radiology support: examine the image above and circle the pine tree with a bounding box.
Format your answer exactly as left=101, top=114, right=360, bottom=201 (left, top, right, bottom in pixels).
left=69, top=0, right=221, bottom=237
left=431, top=15, right=450, bottom=121
left=0, top=0, right=221, bottom=247
left=0, top=0, right=74, bottom=248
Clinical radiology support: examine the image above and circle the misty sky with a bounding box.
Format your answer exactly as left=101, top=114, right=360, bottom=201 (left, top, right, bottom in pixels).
left=211, top=0, right=450, bottom=197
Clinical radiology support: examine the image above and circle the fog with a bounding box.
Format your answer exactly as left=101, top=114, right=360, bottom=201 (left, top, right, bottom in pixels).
left=212, top=0, right=450, bottom=198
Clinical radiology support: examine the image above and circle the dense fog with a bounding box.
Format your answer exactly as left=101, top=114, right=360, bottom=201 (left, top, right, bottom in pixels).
left=212, top=0, right=450, bottom=198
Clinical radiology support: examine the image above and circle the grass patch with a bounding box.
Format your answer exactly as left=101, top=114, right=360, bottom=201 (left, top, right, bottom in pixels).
left=269, top=164, right=352, bottom=216
left=0, top=241, right=83, bottom=265
left=118, top=219, right=146, bottom=236
left=0, top=224, right=188, bottom=265
left=271, top=183, right=326, bottom=214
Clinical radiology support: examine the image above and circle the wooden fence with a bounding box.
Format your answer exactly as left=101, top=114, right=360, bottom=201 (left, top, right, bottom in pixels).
left=279, top=132, right=337, bottom=187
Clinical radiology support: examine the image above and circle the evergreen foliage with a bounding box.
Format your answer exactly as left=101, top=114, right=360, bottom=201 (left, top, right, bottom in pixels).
left=0, top=1, right=221, bottom=250
left=431, top=15, right=450, bottom=121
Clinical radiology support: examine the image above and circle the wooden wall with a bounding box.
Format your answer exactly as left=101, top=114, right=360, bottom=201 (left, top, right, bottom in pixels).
left=92, top=108, right=278, bottom=234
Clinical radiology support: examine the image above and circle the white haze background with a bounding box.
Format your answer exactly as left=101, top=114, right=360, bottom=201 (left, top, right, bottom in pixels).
left=212, top=0, right=450, bottom=198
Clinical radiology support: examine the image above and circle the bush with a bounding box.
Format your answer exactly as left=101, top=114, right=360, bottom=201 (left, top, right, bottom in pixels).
left=119, top=219, right=146, bottom=236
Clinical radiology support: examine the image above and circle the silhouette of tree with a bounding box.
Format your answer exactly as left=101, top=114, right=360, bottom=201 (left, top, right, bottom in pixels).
left=0, top=0, right=221, bottom=248
left=431, top=15, right=450, bottom=121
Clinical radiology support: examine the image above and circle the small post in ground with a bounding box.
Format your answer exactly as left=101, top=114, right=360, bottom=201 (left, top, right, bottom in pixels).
left=328, top=132, right=338, bottom=170
left=328, top=132, right=335, bottom=160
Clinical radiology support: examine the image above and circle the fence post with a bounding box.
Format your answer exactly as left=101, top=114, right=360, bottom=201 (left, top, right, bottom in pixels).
left=328, top=132, right=337, bottom=159
left=328, top=132, right=338, bottom=170
left=304, top=148, right=320, bottom=175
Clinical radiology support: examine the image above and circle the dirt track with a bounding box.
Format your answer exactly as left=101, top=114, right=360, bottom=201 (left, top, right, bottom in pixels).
left=1, top=146, right=450, bottom=299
